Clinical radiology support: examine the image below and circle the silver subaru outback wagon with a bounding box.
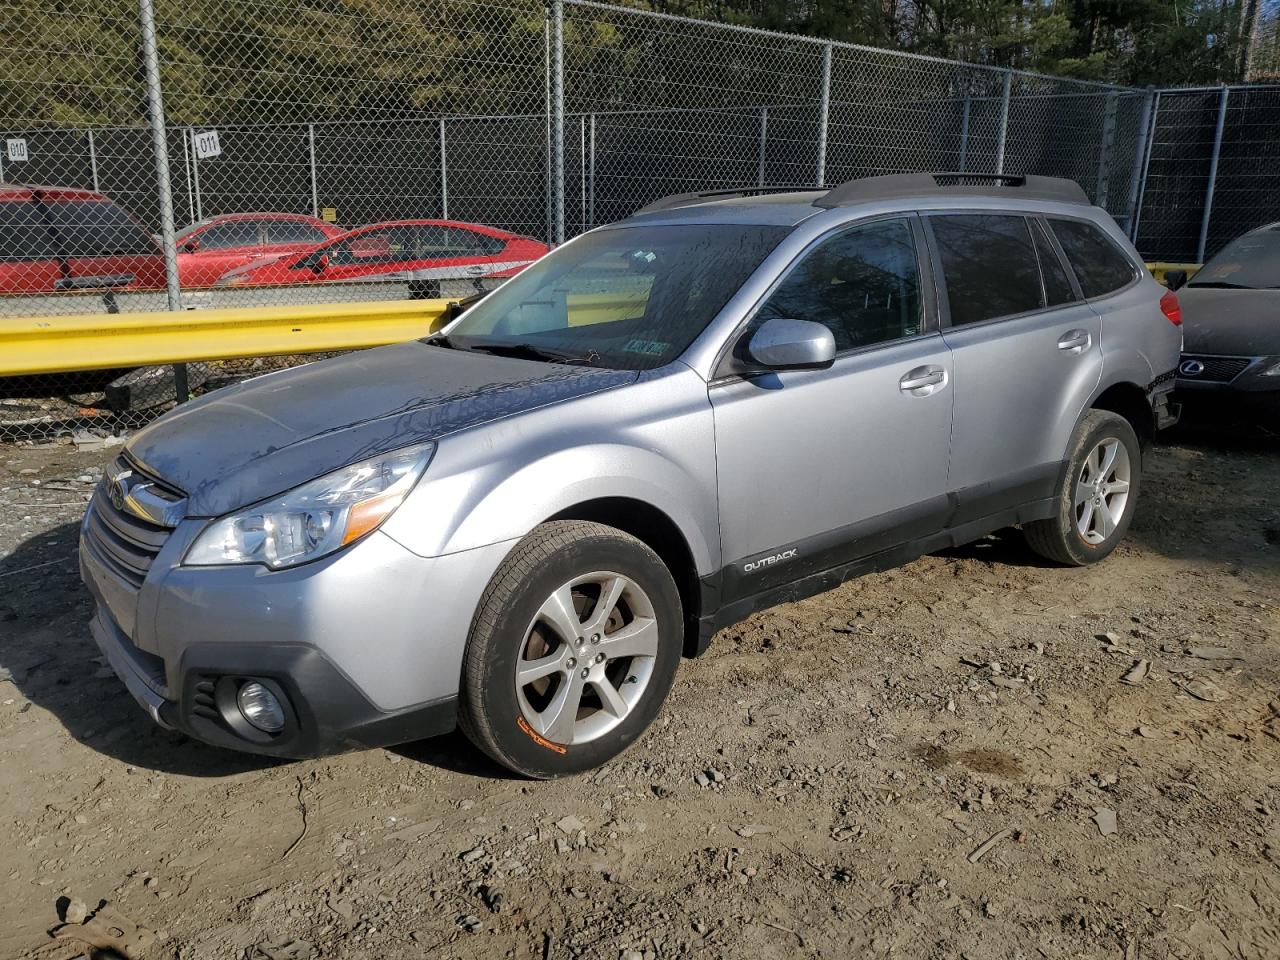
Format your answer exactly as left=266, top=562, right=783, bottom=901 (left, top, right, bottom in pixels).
left=80, top=173, right=1182, bottom=777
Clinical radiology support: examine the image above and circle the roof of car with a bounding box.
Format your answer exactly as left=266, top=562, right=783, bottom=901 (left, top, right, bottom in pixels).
left=0, top=183, right=109, bottom=202
left=624, top=173, right=1092, bottom=227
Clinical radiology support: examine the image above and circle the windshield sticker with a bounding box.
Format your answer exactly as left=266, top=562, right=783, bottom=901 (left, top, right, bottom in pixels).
left=622, top=339, right=668, bottom=356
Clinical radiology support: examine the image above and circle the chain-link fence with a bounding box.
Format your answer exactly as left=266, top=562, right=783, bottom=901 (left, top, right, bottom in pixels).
left=1135, top=84, right=1280, bottom=264
left=2, top=0, right=1279, bottom=444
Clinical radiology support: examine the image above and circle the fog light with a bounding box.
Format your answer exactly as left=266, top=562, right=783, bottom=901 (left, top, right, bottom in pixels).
left=237, top=681, right=285, bottom=733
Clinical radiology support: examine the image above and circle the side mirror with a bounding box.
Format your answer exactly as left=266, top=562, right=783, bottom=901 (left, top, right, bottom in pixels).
left=181, top=238, right=200, bottom=253
left=312, top=253, right=330, bottom=274
left=747, top=318, right=836, bottom=370
left=1164, top=268, right=1187, bottom=292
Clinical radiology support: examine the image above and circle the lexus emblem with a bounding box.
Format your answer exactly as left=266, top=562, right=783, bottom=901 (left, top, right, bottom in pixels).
left=1179, top=359, right=1205, bottom=377
left=108, top=470, right=131, bottom=511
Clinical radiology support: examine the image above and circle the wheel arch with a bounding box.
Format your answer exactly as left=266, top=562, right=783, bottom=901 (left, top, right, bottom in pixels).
left=545, top=497, right=704, bottom=658
left=1090, top=380, right=1154, bottom=445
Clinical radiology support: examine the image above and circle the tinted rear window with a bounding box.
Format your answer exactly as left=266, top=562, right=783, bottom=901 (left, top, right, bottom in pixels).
left=931, top=214, right=1043, bottom=325
left=43, top=200, right=157, bottom=257
left=1048, top=218, right=1137, bottom=298
left=0, top=200, right=59, bottom=259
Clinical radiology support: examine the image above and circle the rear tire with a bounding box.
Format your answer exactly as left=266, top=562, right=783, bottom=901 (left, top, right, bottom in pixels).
left=1024, top=409, right=1141, bottom=566
left=458, top=520, right=683, bottom=778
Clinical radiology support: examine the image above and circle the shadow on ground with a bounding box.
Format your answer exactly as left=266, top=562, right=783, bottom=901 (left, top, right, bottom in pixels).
left=0, top=520, right=492, bottom=779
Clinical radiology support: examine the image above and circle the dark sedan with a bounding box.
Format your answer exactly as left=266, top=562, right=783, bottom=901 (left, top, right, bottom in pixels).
left=1173, top=222, right=1280, bottom=428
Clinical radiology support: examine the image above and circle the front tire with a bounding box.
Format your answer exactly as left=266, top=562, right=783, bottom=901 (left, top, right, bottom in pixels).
left=1024, top=409, right=1141, bottom=566
left=458, top=520, right=683, bottom=778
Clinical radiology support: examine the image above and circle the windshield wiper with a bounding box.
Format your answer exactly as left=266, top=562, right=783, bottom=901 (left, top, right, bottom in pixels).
left=464, top=341, right=599, bottom=365
left=422, top=333, right=458, bottom=349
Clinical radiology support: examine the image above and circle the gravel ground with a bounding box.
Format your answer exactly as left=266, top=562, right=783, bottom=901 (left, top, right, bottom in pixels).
left=1, top=432, right=1278, bottom=960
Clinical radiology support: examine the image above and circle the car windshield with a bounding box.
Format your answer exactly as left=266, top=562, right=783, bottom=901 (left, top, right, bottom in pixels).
left=436, top=223, right=788, bottom=370
left=1190, top=226, right=1280, bottom=290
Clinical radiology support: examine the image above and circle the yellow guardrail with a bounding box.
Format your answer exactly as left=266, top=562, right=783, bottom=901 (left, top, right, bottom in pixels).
left=1147, top=262, right=1201, bottom=286
left=0, top=299, right=454, bottom=377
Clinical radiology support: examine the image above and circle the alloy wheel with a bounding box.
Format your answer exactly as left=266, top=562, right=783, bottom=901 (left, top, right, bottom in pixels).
left=1074, top=437, right=1131, bottom=545
left=515, top=571, right=659, bottom=745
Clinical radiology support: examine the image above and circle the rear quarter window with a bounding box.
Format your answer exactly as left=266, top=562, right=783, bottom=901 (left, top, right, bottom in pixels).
left=0, top=200, right=59, bottom=260
left=43, top=200, right=157, bottom=257
left=1048, top=218, right=1138, bottom=298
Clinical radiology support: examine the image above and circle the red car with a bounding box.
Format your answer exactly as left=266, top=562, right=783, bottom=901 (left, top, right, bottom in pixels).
left=0, top=185, right=166, bottom=295
left=216, top=220, right=549, bottom=290
left=175, top=212, right=346, bottom=288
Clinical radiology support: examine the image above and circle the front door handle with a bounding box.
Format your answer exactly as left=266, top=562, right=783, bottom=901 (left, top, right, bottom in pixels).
left=1057, top=329, right=1092, bottom=354
left=899, top=364, right=947, bottom=396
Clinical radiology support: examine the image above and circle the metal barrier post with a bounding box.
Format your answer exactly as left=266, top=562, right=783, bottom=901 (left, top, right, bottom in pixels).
left=1094, top=91, right=1117, bottom=208
left=580, top=115, right=587, bottom=229
left=87, top=130, right=101, bottom=192
left=438, top=118, right=448, bottom=220
left=551, top=0, right=566, bottom=244
left=1126, top=90, right=1157, bottom=240
left=995, top=71, right=1012, bottom=174
left=757, top=106, right=768, bottom=186
left=816, top=43, right=831, bottom=187
left=1197, top=85, right=1230, bottom=264
left=308, top=123, right=319, bottom=218
left=958, top=96, right=971, bottom=172
left=1126, top=89, right=1157, bottom=241
left=139, top=0, right=187, bottom=402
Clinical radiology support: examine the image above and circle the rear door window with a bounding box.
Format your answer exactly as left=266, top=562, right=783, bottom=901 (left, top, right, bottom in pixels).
left=43, top=200, right=157, bottom=257
left=930, top=214, right=1043, bottom=325
left=1047, top=218, right=1138, bottom=298
left=199, top=220, right=264, bottom=249
left=265, top=221, right=329, bottom=245
left=0, top=200, right=60, bottom=260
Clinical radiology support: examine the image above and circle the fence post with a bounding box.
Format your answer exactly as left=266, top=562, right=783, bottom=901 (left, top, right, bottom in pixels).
left=580, top=115, right=587, bottom=230
left=958, top=96, right=971, bottom=172
left=587, top=113, right=595, bottom=228
left=87, top=130, right=101, bottom=192
left=816, top=43, right=832, bottom=187
left=308, top=123, right=319, bottom=218
left=138, top=0, right=187, bottom=403
left=995, top=71, right=1012, bottom=174
left=1197, top=85, right=1230, bottom=264
left=189, top=128, right=203, bottom=222
left=1094, top=91, right=1118, bottom=209
left=1126, top=89, right=1157, bottom=241
left=438, top=118, right=448, bottom=220
left=550, top=0, right=565, bottom=244
left=757, top=106, right=768, bottom=187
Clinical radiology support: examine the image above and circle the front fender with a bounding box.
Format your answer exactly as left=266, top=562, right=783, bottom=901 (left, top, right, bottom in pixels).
left=381, top=366, right=720, bottom=575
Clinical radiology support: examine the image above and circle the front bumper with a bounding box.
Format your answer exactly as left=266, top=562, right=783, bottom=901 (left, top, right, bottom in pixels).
left=80, top=510, right=513, bottom=758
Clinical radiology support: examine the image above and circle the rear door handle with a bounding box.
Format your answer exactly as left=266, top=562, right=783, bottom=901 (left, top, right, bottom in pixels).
left=899, top=364, right=947, bottom=396
left=1057, top=329, right=1091, bottom=354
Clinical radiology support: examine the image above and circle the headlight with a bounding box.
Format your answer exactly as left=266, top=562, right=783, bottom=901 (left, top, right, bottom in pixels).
left=1259, top=358, right=1280, bottom=377
left=185, top=442, right=434, bottom=568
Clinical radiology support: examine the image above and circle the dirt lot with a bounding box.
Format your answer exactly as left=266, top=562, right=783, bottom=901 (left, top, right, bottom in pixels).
left=1, top=432, right=1278, bottom=960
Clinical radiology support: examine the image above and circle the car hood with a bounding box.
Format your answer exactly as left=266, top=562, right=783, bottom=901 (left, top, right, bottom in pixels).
left=126, top=342, right=636, bottom=516
left=1178, top=287, right=1280, bottom=356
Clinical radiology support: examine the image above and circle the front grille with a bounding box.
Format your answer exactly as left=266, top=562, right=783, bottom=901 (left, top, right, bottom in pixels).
left=84, top=461, right=177, bottom=589
left=1179, top=355, right=1252, bottom=384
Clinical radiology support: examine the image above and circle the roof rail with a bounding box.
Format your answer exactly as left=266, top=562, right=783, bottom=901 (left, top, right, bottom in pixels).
left=634, top=185, right=822, bottom=214
left=815, top=172, right=1090, bottom=208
